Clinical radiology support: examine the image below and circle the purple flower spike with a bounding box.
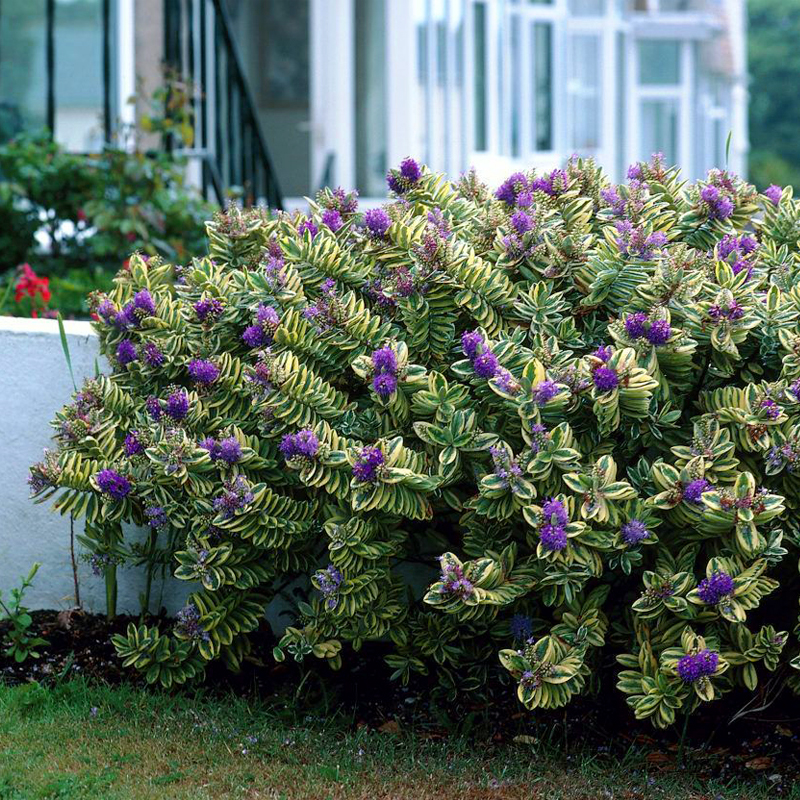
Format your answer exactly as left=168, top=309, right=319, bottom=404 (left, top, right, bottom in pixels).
left=765, top=184, right=782, bottom=206
left=461, top=330, right=485, bottom=360
left=187, top=359, right=220, bottom=385
left=624, top=312, right=648, bottom=339
left=166, top=391, right=189, bottom=420
left=473, top=351, right=499, bottom=379
left=96, top=469, right=131, bottom=500
left=352, top=446, right=385, bottom=483
left=683, top=478, right=711, bottom=505
left=365, top=208, right=392, bottom=238
left=116, top=339, right=138, bottom=365
left=645, top=319, right=671, bottom=346
left=593, top=366, right=619, bottom=392
left=373, top=373, right=398, bottom=397
left=621, top=519, right=649, bottom=545
left=697, top=571, right=735, bottom=605
left=242, top=325, right=265, bottom=348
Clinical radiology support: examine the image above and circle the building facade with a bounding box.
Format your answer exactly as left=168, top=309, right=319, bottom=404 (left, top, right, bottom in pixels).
left=0, top=0, right=747, bottom=206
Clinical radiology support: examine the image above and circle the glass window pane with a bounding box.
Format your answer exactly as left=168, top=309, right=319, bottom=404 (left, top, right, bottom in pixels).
left=568, top=0, right=606, bottom=14
left=532, top=22, right=552, bottom=151
left=568, top=33, right=601, bottom=152
left=0, top=0, right=47, bottom=139
left=638, top=40, right=681, bottom=85
left=510, top=21, right=521, bottom=157
left=55, top=0, right=105, bottom=151
left=472, top=2, right=487, bottom=151
left=356, top=0, right=387, bottom=196
left=640, top=99, right=678, bottom=164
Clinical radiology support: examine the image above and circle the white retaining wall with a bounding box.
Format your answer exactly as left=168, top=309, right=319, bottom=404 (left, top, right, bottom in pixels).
left=0, top=316, right=186, bottom=614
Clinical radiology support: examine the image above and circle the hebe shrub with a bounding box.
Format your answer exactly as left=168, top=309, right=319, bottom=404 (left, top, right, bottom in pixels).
left=29, top=155, right=800, bottom=725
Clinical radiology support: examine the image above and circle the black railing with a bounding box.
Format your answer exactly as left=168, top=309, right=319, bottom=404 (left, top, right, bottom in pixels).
left=164, top=0, right=283, bottom=209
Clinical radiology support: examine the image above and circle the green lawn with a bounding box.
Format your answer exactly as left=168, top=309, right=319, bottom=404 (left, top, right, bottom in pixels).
left=0, top=679, right=790, bottom=799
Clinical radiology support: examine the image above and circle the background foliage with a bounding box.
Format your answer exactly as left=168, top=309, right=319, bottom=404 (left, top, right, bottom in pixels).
left=0, top=83, right=215, bottom=318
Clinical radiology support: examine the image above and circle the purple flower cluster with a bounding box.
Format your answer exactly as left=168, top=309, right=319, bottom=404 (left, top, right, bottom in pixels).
left=303, top=278, right=341, bottom=331
left=700, top=185, right=734, bottom=220
left=187, top=359, right=220, bottom=385
left=193, top=296, right=224, bottom=323
left=510, top=210, right=533, bottom=235
left=677, top=649, right=719, bottom=683
left=387, top=157, right=422, bottom=194
left=529, top=422, right=549, bottom=454
left=489, top=446, right=523, bottom=490
left=242, top=305, right=280, bottom=349
left=592, top=366, right=619, bottom=392
left=621, top=519, right=650, bottom=545
left=539, top=498, right=569, bottom=552
left=123, top=431, right=144, bottom=457
left=96, top=469, right=131, bottom=500
left=760, top=397, right=781, bottom=420
left=352, top=446, right=385, bottom=483
left=438, top=558, right=474, bottom=599
left=707, top=300, right=744, bottom=324
left=697, top=571, right=735, bottom=605
left=531, top=168, right=568, bottom=197
left=615, top=220, right=668, bottom=260
left=601, top=186, right=626, bottom=216
left=314, top=564, right=343, bottom=609
left=166, top=391, right=189, bottom=420
left=715, top=234, right=758, bottom=281
left=145, top=506, right=168, bottom=529
left=683, top=478, right=711, bottom=505
left=279, top=429, right=320, bottom=460
left=116, top=339, right=138, bottom=365
left=371, top=345, right=399, bottom=397
left=174, top=604, right=210, bottom=642
left=495, top=172, right=533, bottom=207
left=764, top=184, right=782, bottom=206
left=102, top=290, right=157, bottom=331
left=201, top=435, right=243, bottom=465
left=297, top=217, right=318, bottom=239
left=365, top=208, right=392, bottom=239
left=623, top=313, right=672, bottom=346
left=531, top=380, right=561, bottom=407
left=460, top=330, right=500, bottom=379
left=87, top=553, right=119, bottom=577
left=141, top=342, right=164, bottom=367
left=321, top=208, right=343, bottom=232
left=593, top=345, right=613, bottom=363
left=213, top=476, right=254, bottom=518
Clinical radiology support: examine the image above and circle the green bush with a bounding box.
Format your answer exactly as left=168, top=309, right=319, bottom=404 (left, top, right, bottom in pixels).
left=28, top=155, right=800, bottom=723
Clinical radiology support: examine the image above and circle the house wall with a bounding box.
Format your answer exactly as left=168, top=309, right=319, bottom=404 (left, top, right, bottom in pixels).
left=0, top=317, right=186, bottom=615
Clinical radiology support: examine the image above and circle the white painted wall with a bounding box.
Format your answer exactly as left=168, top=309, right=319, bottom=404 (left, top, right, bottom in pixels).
left=0, top=316, right=186, bottom=615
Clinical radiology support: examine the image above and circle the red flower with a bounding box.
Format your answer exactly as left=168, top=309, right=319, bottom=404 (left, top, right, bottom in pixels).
left=14, top=263, right=52, bottom=317
left=15, top=264, right=51, bottom=305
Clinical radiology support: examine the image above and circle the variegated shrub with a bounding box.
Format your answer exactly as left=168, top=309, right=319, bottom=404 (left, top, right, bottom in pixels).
left=28, top=156, right=800, bottom=721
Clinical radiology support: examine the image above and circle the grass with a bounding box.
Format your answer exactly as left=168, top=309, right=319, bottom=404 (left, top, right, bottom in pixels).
left=0, top=678, right=792, bottom=800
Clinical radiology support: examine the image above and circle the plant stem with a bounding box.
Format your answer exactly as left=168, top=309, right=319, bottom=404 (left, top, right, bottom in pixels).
left=70, top=515, right=81, bottom=608
left=105, top=563, right=118, bottom=620
left=678, top=706, right=691, bottom=767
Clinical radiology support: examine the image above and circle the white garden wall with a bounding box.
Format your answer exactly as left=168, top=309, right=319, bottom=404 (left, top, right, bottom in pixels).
left=0, top=316, right=186, bottom=614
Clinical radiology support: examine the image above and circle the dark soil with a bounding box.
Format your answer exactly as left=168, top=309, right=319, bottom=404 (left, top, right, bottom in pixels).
left=3, top=609, right=800, bottom=789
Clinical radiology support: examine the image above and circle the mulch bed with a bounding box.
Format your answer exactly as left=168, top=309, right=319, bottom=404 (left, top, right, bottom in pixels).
left=3, top=608, right=800, bottom=789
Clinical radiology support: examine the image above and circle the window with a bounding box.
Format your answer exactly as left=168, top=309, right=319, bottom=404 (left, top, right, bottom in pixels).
left=640, top=99, right=678, bottom=163
left=532, top=23, right=552, bottom=151
left=472, top=1, right=487, bottom=150
left=638, top=40, right=681, bottom=85
left=568, top=0, right=606, bottom=14
left=355, top=0, right=387, bottom=196
left=567, top=33, right=601, bottom=153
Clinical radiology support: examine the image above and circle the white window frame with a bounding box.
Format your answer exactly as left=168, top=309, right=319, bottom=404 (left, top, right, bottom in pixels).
left=629, top=35, right=694, bottom=176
